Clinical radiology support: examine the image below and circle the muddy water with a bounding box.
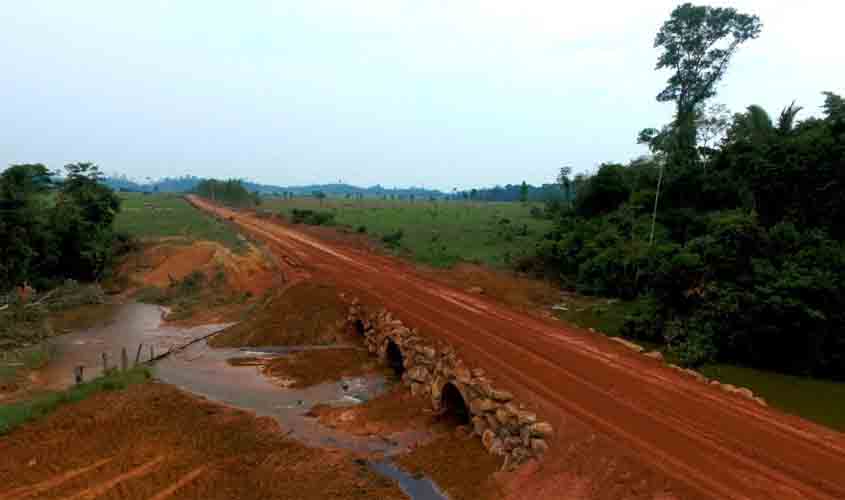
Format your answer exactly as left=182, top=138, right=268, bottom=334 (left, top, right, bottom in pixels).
left=44, top=302, right=447, bottom=500
left=156, top=341, right=429, bottom=454
left=38, top=302, right=228, bottom=390
left=370, top=461, right=450, bottom=500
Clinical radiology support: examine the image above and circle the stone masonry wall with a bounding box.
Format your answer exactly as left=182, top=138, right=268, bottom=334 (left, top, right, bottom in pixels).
left=345, top=298, right=553, bottom=469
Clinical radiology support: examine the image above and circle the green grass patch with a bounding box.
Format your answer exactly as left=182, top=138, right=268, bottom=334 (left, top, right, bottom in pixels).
left=0, top=367, right=151, bottom=435
left=115, top=193, right=244, bottom=251
left=263, top=197, right=553, bottom=268
left=699, top=364, right=845, bottom=431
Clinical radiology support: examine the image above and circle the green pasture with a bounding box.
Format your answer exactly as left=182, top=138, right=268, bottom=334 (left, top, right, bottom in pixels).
left=262, top=197, right=553, bottom=268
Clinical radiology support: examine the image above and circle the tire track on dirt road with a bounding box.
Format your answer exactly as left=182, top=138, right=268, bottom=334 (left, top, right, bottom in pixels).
left=189, top=196, right=845, bottom=499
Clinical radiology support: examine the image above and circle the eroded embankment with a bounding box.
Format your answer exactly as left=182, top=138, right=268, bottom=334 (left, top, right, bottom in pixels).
left=346, top=298, right=553, bottom=469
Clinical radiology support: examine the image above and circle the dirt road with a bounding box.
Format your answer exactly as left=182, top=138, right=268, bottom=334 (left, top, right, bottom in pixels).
left=189, top=196, right=845, bottom=500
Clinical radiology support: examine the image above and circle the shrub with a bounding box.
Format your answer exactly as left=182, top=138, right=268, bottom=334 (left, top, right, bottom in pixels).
left=381, top=229, right=404, bottom=249
left=289, top=209, right=336, bottom=226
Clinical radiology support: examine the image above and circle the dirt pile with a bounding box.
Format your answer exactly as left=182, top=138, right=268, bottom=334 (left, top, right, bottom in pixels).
left=0, top=382, right=405, bottom=500
left=211, top=281, right=351, bottom=347
left=121, top=240, right=278, bottom=295
left=118, top=240, right=280, bottom=324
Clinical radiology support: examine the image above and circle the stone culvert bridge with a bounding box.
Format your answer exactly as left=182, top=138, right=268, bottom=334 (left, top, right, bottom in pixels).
left=346, top=299, right=553, bottom=469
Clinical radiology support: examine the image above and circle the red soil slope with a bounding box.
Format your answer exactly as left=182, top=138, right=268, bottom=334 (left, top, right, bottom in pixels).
left=189, top=195, right=845, bottom=500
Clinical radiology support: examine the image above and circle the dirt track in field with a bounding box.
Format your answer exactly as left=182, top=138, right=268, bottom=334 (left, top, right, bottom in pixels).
left=190, top=195, right=845, bottom=500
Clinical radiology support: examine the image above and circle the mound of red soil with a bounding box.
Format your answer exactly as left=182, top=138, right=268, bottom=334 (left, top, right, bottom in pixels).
left=210, top=281, right=352, bottom=347
left=0, top=382, right=404, bottom=500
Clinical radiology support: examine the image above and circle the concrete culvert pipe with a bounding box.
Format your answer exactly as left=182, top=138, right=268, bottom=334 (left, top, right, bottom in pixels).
left=440, top=382, right=470, bottom=425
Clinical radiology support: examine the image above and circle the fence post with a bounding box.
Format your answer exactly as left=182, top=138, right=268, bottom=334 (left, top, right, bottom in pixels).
left=135, top=344, right=143, bottom=366
left=74, top=365, right=84, bottom=384
left=121, top=348, right=128, bottom=372
left=102, top=352, right=108, bottom=373
left=149, top=345, right=155, bottom=362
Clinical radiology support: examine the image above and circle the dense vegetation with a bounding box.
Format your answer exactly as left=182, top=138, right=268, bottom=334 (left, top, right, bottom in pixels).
left=537, top=4, right=845, bottom=379
left=194, top=179, right=261, bottom=208
left=0, top=163, right=126, bottom=293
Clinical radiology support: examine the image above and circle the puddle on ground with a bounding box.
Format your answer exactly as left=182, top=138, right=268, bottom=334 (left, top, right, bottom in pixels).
left=36, top=301, right=446, bottom=499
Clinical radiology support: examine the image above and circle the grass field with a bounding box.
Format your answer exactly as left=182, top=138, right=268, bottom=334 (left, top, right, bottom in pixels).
left=115, top=193, right=244, bottom=251
left=262, top=197, right=553, bottom=268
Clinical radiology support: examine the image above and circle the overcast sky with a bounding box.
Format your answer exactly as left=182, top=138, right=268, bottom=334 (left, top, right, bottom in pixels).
left=2, top=1, right=843, bottom=190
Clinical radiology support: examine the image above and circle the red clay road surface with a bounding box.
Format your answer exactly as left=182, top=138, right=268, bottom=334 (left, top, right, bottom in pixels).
left=189, top=196, right=845, bottom=500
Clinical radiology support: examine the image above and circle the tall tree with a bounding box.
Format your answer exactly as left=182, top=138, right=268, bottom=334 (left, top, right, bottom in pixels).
left=653, top=3, right=761, bottom=167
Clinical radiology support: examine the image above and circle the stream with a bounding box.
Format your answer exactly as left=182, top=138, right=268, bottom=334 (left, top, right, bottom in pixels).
left=41, top=301, right=448, bottom=500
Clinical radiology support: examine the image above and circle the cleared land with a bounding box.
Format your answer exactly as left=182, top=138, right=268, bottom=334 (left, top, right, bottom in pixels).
left=262, top=196, right=553, bottom=268
left=193, top=195, right=845, bottom=500
left=115, top=192, right=245, bottom=251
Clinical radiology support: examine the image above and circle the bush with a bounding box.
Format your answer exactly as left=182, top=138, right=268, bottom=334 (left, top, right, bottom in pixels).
left=381, top=229, right=404, bottom=249
left=289, top=209, right=336, bottom=226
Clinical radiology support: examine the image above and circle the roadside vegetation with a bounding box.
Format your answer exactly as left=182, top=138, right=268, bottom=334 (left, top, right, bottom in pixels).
left=265, top=197, right=552, bottom=268
left=0, top=366, right=150, bottom=435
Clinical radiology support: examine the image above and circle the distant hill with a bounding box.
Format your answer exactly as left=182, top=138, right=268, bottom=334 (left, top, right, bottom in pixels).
left=102, top=175, right=446, bottom=199
left=104, top=175, right=568, bottom=202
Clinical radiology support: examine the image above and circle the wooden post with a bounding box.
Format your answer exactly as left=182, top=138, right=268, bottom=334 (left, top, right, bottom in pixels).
left=74, top=365, right=84, bottom=384
left=135, top=344, right=143, bottom=366
left=102, top=352, right=108, bottom=373
left=121, top=348, right=128, bottom=372
left=150, top=345, right=155, bottom=361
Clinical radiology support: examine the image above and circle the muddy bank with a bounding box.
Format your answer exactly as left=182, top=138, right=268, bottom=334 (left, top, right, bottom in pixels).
left=210, top=280, right=352, bottom=347
left=230, top=348, right=385, bottom=389
left=0, top=383, right=406, bottom=500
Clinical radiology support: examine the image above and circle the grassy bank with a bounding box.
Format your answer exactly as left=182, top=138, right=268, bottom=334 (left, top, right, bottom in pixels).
left=115, top=193, right=244, bottom=251
left=263, top=197, right=553, bottom=268
left=0, top=367, right=151, bottom=435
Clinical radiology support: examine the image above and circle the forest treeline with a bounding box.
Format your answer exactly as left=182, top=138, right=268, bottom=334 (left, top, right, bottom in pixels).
left=536, top=4, right=845, bottom=379
left=0, top=163, right=129, bottom=293
left=193, top=179, right=261, bottom=208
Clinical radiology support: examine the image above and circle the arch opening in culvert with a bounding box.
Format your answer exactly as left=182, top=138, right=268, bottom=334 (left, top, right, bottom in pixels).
left=385, top=340, right=405, bottom=377
left=353, top=319, right=365, bottom=337
left=440, top=382, right=470, bottom=426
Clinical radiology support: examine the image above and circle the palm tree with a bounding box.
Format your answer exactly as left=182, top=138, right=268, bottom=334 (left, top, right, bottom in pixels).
left=740, top=102, right=803, bottom=140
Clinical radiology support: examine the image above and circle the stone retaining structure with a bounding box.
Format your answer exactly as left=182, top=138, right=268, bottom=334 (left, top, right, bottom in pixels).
left=345, top=298, right=553, bottom=469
